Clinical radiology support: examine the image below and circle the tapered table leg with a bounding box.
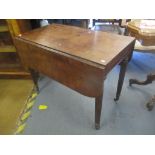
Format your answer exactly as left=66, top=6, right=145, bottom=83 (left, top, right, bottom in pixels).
left=95, top=94, right=103, bottom=129
left=114, top=58, right=128, bottom=101
left=128, top=50, right=133, bottom=62
left=29, top=68, right=39, bottom=93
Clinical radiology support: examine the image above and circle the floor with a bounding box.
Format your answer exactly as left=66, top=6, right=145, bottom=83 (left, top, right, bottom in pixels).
left=23, top=51, right=155, bottom=135
left=0, top=80, right=33, bottom=134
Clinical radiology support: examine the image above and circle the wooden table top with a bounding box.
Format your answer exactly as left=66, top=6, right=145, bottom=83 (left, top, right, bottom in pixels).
left=17, top=24, right=135, bottom=67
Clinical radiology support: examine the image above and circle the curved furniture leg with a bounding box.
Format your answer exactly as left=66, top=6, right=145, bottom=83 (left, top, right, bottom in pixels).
left=129, top=73, right=155, bottom=111
left=129, top=74, right=155, bottom=86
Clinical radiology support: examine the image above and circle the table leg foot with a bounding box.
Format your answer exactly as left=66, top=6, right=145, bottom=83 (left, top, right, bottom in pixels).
left=129, top=79, right=138, bottom=86
left=114, top=97, right=119, bottom=102
left=146, top=103, right=154, bottom=111
left=114, top=58, right=128, bottom=101
left=95, top=123, right=100, bottom=130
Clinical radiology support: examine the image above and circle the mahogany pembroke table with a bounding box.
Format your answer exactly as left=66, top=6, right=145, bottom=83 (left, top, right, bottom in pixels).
left=14, top=24, right=135, bottom=129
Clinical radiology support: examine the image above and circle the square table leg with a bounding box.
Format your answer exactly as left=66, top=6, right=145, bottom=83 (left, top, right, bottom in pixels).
left=95, top=93, right=103, bottom=129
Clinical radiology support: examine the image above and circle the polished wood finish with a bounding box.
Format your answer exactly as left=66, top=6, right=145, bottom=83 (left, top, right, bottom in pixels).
left=14, top=24, right=135, bottom=129
left=0, top=19, right=31, bottom=79
left=14, top=39, right=105, bottom=97
left=17, top=24, right=134, bottom=66
left=127, top=20, right=155, bottom=110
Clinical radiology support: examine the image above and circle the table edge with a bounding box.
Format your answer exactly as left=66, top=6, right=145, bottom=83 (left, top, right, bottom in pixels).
left=15, top=36, right=106, bottom=70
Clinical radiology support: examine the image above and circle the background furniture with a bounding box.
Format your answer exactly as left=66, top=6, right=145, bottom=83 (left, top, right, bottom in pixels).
left=0, top=19, right=31, bottom=79
left=92, top=19, right=122, bottom=27
left=127, top=20, right=155, bottom=110
left=36, top=19, right=89, bottom=29
left=91, top=19, right=131, bottom=35
left=14, top=24, right=135, bottom=129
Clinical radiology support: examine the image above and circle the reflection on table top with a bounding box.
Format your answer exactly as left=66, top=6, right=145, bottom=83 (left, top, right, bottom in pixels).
left=17, top=24, right=135, bottom=67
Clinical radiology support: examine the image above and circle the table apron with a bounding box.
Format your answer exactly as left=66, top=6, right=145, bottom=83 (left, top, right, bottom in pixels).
left=105, top=40, right=135, bottom=75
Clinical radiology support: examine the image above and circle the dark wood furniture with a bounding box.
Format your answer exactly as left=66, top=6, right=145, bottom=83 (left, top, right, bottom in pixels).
left=14, top=24, right=135, bottom=129
left=0, top=19, right=32, bottom=79
left=127, top=20, right=155, bottom=110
